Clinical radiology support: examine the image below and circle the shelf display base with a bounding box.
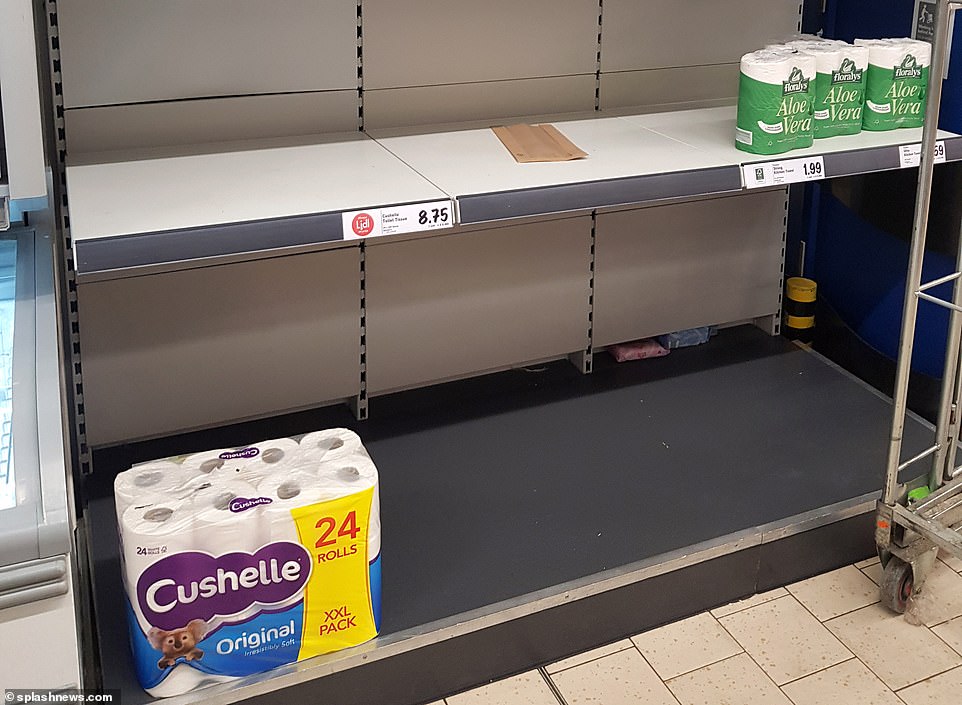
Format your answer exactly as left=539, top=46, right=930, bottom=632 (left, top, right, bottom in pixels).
left=83, top=326, right=931, bottom=705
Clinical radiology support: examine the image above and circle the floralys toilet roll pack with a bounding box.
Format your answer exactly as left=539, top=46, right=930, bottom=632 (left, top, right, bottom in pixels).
left=858, top=39, right=932, bottom=130
left=736, top=50, right=816, bottom=155
left=737, top=35, right=930, bottom=153
left=115, top=429, right=381, bottom=697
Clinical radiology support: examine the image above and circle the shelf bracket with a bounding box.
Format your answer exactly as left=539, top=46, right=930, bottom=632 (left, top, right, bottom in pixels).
left=567, top=349, right=592, bottom=375
left=753, top=313, right=780, bottom=337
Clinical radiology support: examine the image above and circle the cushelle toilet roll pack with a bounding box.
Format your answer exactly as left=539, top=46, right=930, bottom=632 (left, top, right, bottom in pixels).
left=737, top=35, right=931, bottom=155
left=114, top=429, right=381, bottom=697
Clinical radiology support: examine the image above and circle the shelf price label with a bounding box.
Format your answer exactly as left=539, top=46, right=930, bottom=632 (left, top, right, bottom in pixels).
left=898, top=141, right=947, bottom=169
left=342, top=199, right=455, bottom=240
left=743, top=156, right=826, bottom=189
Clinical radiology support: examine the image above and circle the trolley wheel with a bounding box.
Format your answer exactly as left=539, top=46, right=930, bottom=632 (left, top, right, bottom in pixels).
left=881, top=557, right=914, bottom=614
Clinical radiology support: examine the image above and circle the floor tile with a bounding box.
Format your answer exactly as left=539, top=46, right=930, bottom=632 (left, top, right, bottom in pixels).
left=780, top=658, right=902, bottom=705
left=717, top=595, right=852, bottom=685
left=631, top=612, right=742, bottom=680
left=825, top=603, right=962, bottom=690
left=786, top=565, right=880, bottom=621
left=905, top=560, right=962, bottom=627
left=711, top=588, right=789, bottom=619
left=666, top=653, right=791, bottom=705
left=897, top=665, right=962, bottom=705
left=545, top=639, right=633, bottom=674
left=931, top=615, right=962, bottom=656
left=856, top=556, right=881, bottom=569
left=861, top=561, right=883, bottom=586
left=938, top=549, right=962, bottom=573
left=550, top=648, right=679, bottom=705
left=446, top=671, right=558, bottom=705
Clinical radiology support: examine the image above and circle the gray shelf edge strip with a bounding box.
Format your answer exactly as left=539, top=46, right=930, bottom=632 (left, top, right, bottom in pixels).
left=73, top=212, right=345, bottom=278
left=163, top=494, right=876, bottom=705
left=824, top=134, right=962, bottom=178
left=822, top=146, right=899, bottom=177
left=456, top=165, right=743, bottom=224
left=945, top=134, right=962, bottom=161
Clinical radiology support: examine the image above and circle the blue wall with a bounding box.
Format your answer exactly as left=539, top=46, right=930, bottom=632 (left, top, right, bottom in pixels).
left=823, top=0, right=914, bottom=41
left=812, top=191, right=953, bottom=378
left=801, top=2, right=962, bottom=381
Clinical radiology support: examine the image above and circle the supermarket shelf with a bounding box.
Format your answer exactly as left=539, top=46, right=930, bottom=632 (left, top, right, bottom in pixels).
left=68, top=106, right=962, bottom=279
left=66, top=133, right=447, bottom=278
left=84, top=326, right=931, bottom=705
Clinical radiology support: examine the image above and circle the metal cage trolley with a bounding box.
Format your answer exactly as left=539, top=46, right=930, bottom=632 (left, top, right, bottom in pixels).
left=877, top=0, right=962, bottom=613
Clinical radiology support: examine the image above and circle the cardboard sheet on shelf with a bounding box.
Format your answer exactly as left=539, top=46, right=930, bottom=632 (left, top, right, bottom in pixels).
left=492, top=124, right=588, bottom=163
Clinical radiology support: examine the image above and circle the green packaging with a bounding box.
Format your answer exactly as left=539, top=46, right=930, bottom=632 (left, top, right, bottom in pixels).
left=736, top=51, right=816, bottom=155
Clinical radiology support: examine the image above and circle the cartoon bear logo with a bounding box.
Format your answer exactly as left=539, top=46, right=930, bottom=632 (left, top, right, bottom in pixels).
left=147, top=619, right=208, bottom=669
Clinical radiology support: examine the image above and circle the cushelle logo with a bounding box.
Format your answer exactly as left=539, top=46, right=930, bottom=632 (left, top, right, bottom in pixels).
left=782, top=67, right=810, bottom=95
left=894, top=54, right=922, bottom=80
left=218, top=447, right=260, bottom=461
left=832, top=58, right=863, bottom=84
left=228, top=496, right=274, bottom=513
left=137, top=543, right=312, bottom=630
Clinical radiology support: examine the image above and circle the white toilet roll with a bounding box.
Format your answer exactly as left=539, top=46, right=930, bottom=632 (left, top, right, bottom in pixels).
left=739, top=49, right=816, bottom=84
left=367, top=524, right=382, bottom=563
left=297, top=428, right=363, bottom=467
left=234, top=437, right=302, bottom=483
left=317, top=455, right=381, bottom=561
left=785, top=38, right=848, bottom=49
left=856, top=38, right=931, bottom=48
left=146, top=665, right=232, bottom=699
left=251, top=437, right=301, bottom=468
left=180, top=448, right=239, bottom=477
left=256, top=470, right=336, bottom=543
left=191, top=480, right=269, bottom=556
left=202, top=438, right=302, bottom=485
left=808, top=43, right=870, bottom=73
left=114, top=461, right=189, bottom=524
left=120, top=500, right=195, bottom=614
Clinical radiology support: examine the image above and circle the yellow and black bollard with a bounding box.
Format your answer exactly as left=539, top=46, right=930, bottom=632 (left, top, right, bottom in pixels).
left=784, top=277, right=816, bottom=344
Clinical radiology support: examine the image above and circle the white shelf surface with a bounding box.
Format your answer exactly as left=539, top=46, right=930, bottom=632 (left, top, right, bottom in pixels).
left=626, top=105, right=959, bottom=165
left=66, top=133, right=448, bottom=242
left=370, top=114, right=739, bottom=197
